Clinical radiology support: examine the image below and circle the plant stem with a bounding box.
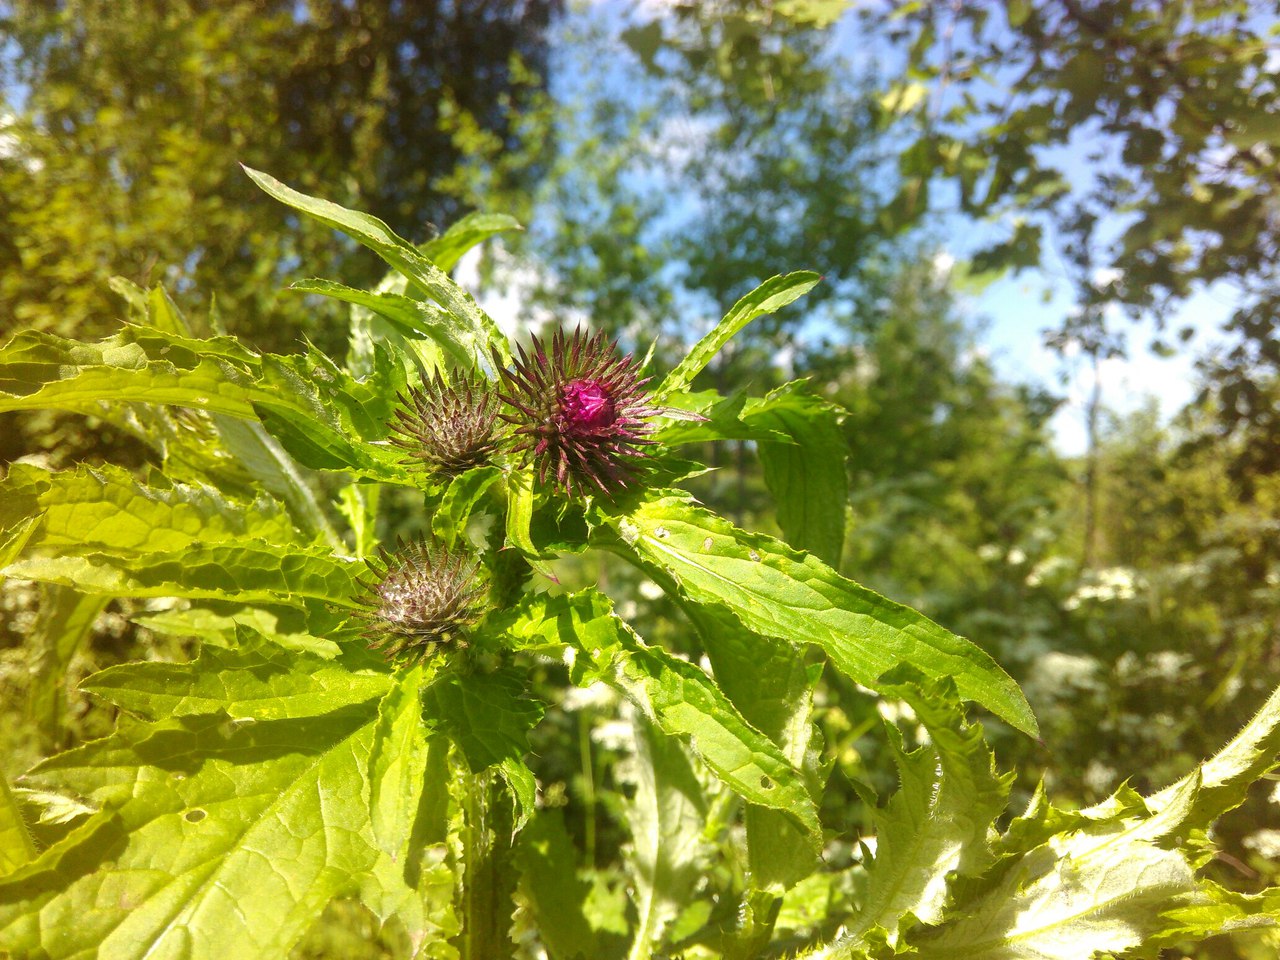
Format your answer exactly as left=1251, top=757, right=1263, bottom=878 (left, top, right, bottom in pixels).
left=579, top=708, right=598, bottom=868
left=454, top=766, right=517, bottom=960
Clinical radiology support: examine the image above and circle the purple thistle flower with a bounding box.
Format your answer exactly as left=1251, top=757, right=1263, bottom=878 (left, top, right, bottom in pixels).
left=496, top=327, right=663, bottom=496
left=387, top=370, right=504, bottom=476
left=354, top=539, right=486, bottom=665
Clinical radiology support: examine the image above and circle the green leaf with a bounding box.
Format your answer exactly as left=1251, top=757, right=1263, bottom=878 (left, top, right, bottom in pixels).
left=337, top=482, right=381, bottom=559
left=0, top=462, right=303, bottom=559
left=895, top=682, right=1280, bottom=960
left=4, top=540, right=365, bottom=607
left=0, top=516, right=39, bottom=573
left=605, top=491, right=1037, bottom=737
left=1151, top=881, right=1280, bottom=949
left=496, top=590, right=822, bottom=843
left=620, top=707, right=715, bottom=958
left=515, top=809, right=602, bottom=960
left=290, top=278, right=473, bottom=369
left=422, top=668, right=544, bottom=826
left=844, top=670, right=1011, bottom=947
left=243, top=165, right=510, bottom=364
left=705, top=620, right=824, bottom=892
left=504, top=465, right=558, bottom=582
left=742, top=381, right=848, bottom=568
left=420, top=211, right=522, bottom=273
left=903, top=801, right=1202, bottom=959
left=94, top=277, right=339, bottom=545
left=25, top=584, right=107, bottom=748
left=358, top=667, right=457, bottom=946
left=206, top=416, right=345, bottom=551
left=1141, top=678, right=1280, bottom=828
left=432, top=467, right=501, bottom=546
left=0, top=704, right=430, bottom=960
left=0, top=774, right=35, bottom=878
left=82, top=637, right=393, bottom=721
left=0, top=327, right=263, bottom=418
left=652, top=389, right=789, bottom=446
left=0, top=327, right=416, bottom=487
left=131, top=600, right=345, bottom=658
left=656, top=272, right=821, bottom=399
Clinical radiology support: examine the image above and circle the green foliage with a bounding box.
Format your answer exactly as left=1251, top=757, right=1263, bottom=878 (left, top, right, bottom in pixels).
left=2, top=172, right=1279, bottom=960
left=874, top=0, right=1280, bottom=482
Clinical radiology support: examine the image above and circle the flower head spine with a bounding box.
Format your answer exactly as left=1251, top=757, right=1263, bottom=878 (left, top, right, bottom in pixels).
left=387, top=370, right=504, bottom=476
left=496, top=327, right=664, bottom=496
left=353, top=538, right=486, bottom=664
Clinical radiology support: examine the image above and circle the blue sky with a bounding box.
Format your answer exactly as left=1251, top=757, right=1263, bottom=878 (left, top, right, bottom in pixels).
left=973, top=268, right=1229, bottom=456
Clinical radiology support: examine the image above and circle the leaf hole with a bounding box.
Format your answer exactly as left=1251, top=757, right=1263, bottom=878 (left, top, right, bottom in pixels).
left=184, top=809, right=208, bottom=823
left=702, top=537, right=713, bottom=551
left=759, top=775, right=774, bottom=790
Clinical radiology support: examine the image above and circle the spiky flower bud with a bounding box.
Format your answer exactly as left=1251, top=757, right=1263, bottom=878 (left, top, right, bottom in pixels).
left=388, top=371, right=504, bottom=476
left=354, top=539, right=486, bottom=664
left=496, top=327, right=662, bottom=496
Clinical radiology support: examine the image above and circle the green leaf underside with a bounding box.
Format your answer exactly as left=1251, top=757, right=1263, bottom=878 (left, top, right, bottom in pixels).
left=694, top=609, right=823, bottom=890
left=0, top=516, right=40, bottom=573
left=420, top=211, right=522, bottom=273
left=495, top=590, right=822, bottom=844
left=0, top=328, right=263, bottom=418
left=505, top=465, right=558, bottom=581
left=623, top=708, right=715, bottom=956
left=104, top=279, right=344, bottom=547
left=0, top=682, right=451, bottom=960
left=657, top=271, right=821, bottom=399
left=291, top=278, right=473, bottom=369
left=746, top=383, right=849, bottom=569
left=0, top=462, right=303, bottom=558
left=847, top=682, right=1280, bottom=959
left=609, top=492, right=1038, bottom=737
left=25, top=585, right=107, bottom=747
left=0, top=774, right=35, bottom=878
left=432, top=466, right=502, bottom=545
left=0, top=327, right=417, bottom=484
left=514, top=810, right=602, bottom=960
left=4, top=541, right=365, bottom=606
left=847, top=671, right=1011, bottom=946
left=243, top=165, right=510, bottom=363
left=422, top=668, right=544, bottom=824
left=82, top=640, right=393, bottom=721
left=359, top=667, right=458, bottom=948
left=132, top=601, right=347, bottom=658
left=652, top=382, right=850, bottom=568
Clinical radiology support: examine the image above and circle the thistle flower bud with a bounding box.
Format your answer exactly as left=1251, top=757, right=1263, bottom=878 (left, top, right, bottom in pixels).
left=496, top=327, right=662, bottom=496
left=388, top=370, right=504, bottom=476
left=354, top=539, right=486, bottom=664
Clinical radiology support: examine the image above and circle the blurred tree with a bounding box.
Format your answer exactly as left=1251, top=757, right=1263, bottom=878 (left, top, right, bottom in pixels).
left=0, top=0, right=561, bottom=467
left=805, top=250, right=1065, bottom=636
left=516, top=1, right=895, bottom=343
left=873, top=0, right=1280, bottom=487
left=505, top=1, right=912, bottom=529
left=0, top=0, right=561, bottom=354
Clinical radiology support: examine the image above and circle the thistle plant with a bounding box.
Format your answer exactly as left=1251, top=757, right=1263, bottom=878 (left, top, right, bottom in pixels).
left=388, top=370, right=504, bottom=476
left=2, top=166, right=1279, bottom=960
left=497, top=326, right=662, bottom=495
left=354, top=539, right=486, bottom=664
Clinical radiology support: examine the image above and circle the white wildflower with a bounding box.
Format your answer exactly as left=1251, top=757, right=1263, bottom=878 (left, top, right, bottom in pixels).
left=1244, top=828, right=1280, bottom=861
left=561, top=680, right=617, bottom=711
left=1083, top=759, right=1117, bottom=795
